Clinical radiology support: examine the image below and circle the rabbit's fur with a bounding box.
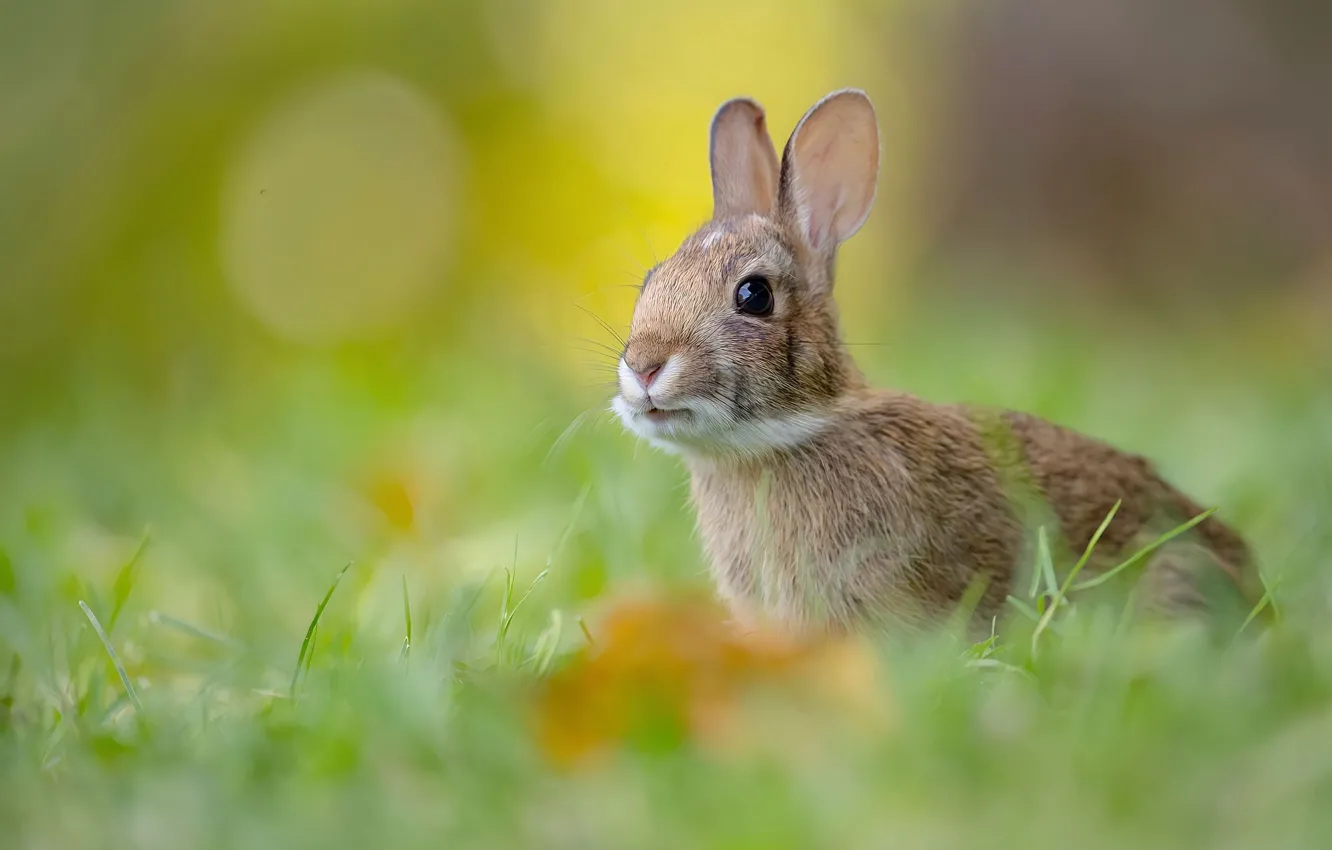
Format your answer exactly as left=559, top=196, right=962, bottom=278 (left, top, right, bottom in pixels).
left=612, top=90, right=1260, bottom=633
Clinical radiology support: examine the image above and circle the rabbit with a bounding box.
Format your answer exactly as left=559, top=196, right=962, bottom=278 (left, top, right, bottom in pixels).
left=610, top=89, right=1263, bottom=635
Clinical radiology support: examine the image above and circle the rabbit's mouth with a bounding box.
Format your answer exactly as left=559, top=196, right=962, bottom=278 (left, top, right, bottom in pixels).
left=614, top=391, right=831, bottom=457
left=644, top=407, right=690, bottom=424
left=610, top=393, right=715, bottom=450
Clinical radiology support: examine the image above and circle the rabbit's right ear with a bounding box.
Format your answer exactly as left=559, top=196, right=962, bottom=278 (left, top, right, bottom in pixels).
left=710, top=98, right=780, bottom=219
left=777, top=90, right=879, bottom=259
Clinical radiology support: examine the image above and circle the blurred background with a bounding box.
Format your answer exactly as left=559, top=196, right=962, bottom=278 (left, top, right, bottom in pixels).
left=2, top=0, right=1331, bottom=667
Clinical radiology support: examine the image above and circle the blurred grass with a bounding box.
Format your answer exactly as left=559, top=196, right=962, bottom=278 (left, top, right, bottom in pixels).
left=3, top=0, right=1332, bottom=847
left=2, top=303, right=1331, bottom=848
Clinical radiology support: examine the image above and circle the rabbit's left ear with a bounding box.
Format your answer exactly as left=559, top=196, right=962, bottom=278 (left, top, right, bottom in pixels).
left=778, top=89, right=880, bottom=256
left=710, top=98, right=781, bottom=219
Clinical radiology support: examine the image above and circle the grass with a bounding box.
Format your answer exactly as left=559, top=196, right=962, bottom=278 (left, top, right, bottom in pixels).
left=290, top=562, right=352, bottom=698
left=1, top=302, right=1330, bottom=849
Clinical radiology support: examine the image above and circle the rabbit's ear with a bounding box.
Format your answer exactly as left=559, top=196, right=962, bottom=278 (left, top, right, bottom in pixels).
left=710, top=98, right=781, bottom=219
left=778, top=89, right=879, bottom=256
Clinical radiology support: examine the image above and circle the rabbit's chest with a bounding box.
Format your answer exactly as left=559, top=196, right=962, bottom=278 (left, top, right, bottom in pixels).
left=687, top=460, right=925, bottom=627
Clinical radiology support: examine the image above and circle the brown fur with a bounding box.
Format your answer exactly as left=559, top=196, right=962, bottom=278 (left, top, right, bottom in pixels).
left=612, top=91, right=1260, bottom=635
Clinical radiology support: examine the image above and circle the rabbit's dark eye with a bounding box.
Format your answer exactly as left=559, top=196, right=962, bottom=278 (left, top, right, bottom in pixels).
left=735, top=276, right=774, bottom=317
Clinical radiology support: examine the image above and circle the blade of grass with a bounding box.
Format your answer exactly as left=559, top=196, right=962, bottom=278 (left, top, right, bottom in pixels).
left=498, top=568, right=550, bottom=656
left=1032, top=500, right=1121, bottom=655
left=947, top=574, right=991, bottom=636
left=147, top=611, right=237, bottom=646
left=542, top=411, right=591, bottom=467
left=108, top=527, right=151, bottom=633
left=1071, top=508, right=1217, bottom=592
left=1260, top=569, right=1283, bottom=624
left=528, top=609, right=563, bottom=675
left=964, top=617, right=999, bottom=660
left=496, top=556, right=517, bottom=660
left=1028, top=525, right=1056, bottom=598
left=400, top=575, right=413, bottom=662
left=1235, top=571, right=1283, bottom=638
left=303, top=625, right=318, bottom=679
left=96, top=694, right=131, bottom=726
left=507, top=570, right=549, bottom=625
left=1007, top=595, right=1043, bottom=623
left=966, top=657, right=1036, bottom=679
left=290, top=561, right=352, bottom=697
left=78, top=600, right=142, bottom=714
left=497, top=566, right=552, bottom=668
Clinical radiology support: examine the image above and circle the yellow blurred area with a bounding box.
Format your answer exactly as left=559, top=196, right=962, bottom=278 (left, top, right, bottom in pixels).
left=534, top=0, right=843, bottom=201
left=534, top=592, right=890, bottom=768
left=9, top=0, right=1323, bottom=403
left=222, top=70, right=459, bottom=343
left=1, top=0, right=925, bottom=393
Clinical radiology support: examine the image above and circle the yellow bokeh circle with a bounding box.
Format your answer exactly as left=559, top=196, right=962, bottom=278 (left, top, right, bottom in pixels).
left=222, top=70, right=460, bottom=344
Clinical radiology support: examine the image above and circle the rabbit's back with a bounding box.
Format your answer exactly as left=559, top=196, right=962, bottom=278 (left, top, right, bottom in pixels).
left=995, top=409, right=1253, bottom=579
left=865, top=397, right=1259, bottom=620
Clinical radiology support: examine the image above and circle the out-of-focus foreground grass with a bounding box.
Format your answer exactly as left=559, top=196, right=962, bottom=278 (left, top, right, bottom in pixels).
left=3, top=1, right=1332, bottom=848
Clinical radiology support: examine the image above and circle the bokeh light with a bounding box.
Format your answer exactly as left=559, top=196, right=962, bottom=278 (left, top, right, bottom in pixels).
left=222, top=70, right=459, bottom=344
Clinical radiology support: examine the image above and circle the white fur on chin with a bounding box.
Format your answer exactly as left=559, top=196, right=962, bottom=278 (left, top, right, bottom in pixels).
left=611, top=394, right=830, bottom=458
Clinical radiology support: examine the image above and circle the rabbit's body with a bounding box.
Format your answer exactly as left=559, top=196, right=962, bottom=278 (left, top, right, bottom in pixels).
left=612, top=91, right=1258, bottom=633
left=689, top=388, right=1252, bottom=631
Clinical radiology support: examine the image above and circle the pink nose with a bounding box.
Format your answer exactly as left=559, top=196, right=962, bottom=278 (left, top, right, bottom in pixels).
left=633, top=364, right=663, bottom=389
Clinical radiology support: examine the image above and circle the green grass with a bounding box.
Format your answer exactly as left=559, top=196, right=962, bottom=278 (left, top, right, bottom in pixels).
left=1, top=303, right=1331, bottom=849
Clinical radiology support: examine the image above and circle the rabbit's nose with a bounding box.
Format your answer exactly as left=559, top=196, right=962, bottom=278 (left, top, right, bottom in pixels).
left=623, top=345, right=670, bottom=391
left=633, top=363, right=663, bottom=390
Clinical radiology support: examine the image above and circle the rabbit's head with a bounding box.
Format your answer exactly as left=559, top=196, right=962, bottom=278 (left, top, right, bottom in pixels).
left=613, top=90, right=880, bottom=457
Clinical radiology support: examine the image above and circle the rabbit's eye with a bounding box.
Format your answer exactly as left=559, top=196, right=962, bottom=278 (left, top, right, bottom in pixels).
left=735, top=276, right=774, bottom=317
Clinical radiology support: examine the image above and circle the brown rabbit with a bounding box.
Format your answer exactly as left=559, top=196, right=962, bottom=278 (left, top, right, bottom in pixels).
left=611, top=90, right=1261, bottom=634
